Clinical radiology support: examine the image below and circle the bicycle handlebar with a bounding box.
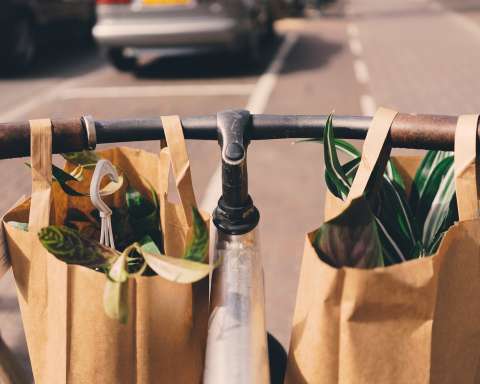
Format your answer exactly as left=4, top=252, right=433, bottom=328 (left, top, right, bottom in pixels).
left=0, top=113, right=462, bottom=159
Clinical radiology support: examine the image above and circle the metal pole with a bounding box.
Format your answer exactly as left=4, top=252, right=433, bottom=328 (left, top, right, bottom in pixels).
left=0, top=113, right=464, bottom=159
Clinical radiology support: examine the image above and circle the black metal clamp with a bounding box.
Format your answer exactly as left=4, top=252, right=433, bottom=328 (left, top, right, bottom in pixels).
left=213, top=110, right=260, bottom=235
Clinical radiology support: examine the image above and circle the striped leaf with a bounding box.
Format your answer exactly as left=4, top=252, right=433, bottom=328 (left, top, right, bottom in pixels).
left=296, top=137, right=361, bottom=158
left=410, top=150, right=452, bottom=212
left=374, top=176, right=421, bottom=263
left=325, top=157, right=360, bottom=199
left=38, top=225, right=117, bottom=268
left=386, top=159, right=405, bottom=190
left=422, top=162, right=456, bottom=248
left=414, top=156, right=454, bottom=236
left=324, top=114, right=351, bottom=200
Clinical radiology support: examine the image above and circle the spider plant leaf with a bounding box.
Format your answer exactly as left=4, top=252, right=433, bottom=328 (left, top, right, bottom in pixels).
left=325, top=157, right=360, bottom=199
left=38, top=225, right=117, bottom=268
left=143, top=251, right=212, bottom=283
left=374, top=176, right=420, bottom=263
left=410, top=150, right=452, bottom=211
left=386, top=160, right=405, bottom=190
left=324, top=114, right=351, bottom=200
left=415, top=156, right=454, bottom=236
left=425, top=196, right=457, bottom=255
left=312, top=197, right=383, bottom=268
left=183, top=207, right=208, bottom=262
left=422, top=162, right=456, bottom=249
left=62, top=151, right=100, bottom=168
left=299, top=138, right=361, bottom=157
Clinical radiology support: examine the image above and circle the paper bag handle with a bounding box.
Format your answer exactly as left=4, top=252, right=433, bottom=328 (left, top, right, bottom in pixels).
left=346, top=108, right=398, bottom=202
left=454, top=114, right=479, bottom=221
left=27, top=119, right=52, bottom=306
left=160, top=115, right=197, bottom=226
left=28, top=119, right=53, bottom=230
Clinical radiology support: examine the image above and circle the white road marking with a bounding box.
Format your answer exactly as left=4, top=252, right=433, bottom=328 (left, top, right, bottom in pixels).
left=346, top=23, right=359, bottom=38
left=199, top=34, right=298, bottom=213
left=349, top=38, right=363, bottom=56
left=246, top=34, right=299, bottom=113
left=0, top=67, right=110, bottom=122
left=353, top=59, right=370, bottom=84
left=360, top=94, right=377, bottom=116
left=60, top=84, right=256, bottom=100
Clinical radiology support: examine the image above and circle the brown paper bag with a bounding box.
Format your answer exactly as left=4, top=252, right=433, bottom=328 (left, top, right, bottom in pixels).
left=285, top=109, right=480, bottom=384
left=2, top=116, right=209, bottom=383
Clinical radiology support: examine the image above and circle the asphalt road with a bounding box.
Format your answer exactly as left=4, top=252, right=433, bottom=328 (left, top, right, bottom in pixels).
left=2, top=0, right=480, bottom=379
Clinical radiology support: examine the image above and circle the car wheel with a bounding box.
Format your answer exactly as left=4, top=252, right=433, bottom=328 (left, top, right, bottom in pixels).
left=107, top=49, right=137, bottom=72
left=4, top=16, right=36, bottom=73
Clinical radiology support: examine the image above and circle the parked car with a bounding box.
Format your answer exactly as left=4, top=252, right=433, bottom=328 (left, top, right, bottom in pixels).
left=93, top=0, right=275, bottom=71
left=0, top=0, right=95, bottom=72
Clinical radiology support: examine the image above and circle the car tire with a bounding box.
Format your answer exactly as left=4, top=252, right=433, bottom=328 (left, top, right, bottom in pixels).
left=107, top=49, right=137, bottom=72
left=3, top=15, right=37, bottom=73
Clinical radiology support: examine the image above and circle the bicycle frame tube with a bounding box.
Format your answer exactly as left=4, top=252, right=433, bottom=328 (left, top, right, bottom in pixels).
left=204, top=229, right=270, bottom=383
left=204, top=110, right=269, bottom=384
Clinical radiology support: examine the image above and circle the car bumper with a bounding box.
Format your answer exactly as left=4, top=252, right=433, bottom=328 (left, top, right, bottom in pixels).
left=93, top=17, right=240, bottom=48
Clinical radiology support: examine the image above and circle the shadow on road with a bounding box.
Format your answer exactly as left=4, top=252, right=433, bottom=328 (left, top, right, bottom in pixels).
left=134, top=36, right=284, bottom=79
left=281, top=34, right=342, bottom=74
left=134, top=34, right=342, bottom=79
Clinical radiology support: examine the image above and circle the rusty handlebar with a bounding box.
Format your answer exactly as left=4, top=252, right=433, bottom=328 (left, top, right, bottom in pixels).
left=0, top=113, right=464, bottom=159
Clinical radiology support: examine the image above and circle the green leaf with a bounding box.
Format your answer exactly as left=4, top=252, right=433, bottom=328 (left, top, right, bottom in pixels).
left=410, top=151, right=452, bottom=212
left=422, top=162, right=456, bottom=248
left=415, top=156, right=454, bottom=236
left=312, top=197, right=384, bottom=268
left=62, top=151, right=100, bottom=167
left=183, top=207, right=208, bottom=262
left=140, top=235, right=161, bottom=255
left=325, top=157, right=360, bottom=199
left=385, top=160, right=405, bottom=190
left=298, top=137, right=361, bottom=159
left=126, top=186, right=157, bottom=218
left=126, top=187, right=158, bottom=233
left=323, top=114, right=351, bottom=200
left=374, top=176, right=420, bottom=263
left=38, top=225, right=117, bottom=268
left=125, top=186, right=163, bottom=251
left=143, top=251, right=213, bottom=283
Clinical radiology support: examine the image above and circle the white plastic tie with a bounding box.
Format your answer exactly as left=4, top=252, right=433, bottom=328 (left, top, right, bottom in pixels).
left=90, top=160, right=119, bottom=250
